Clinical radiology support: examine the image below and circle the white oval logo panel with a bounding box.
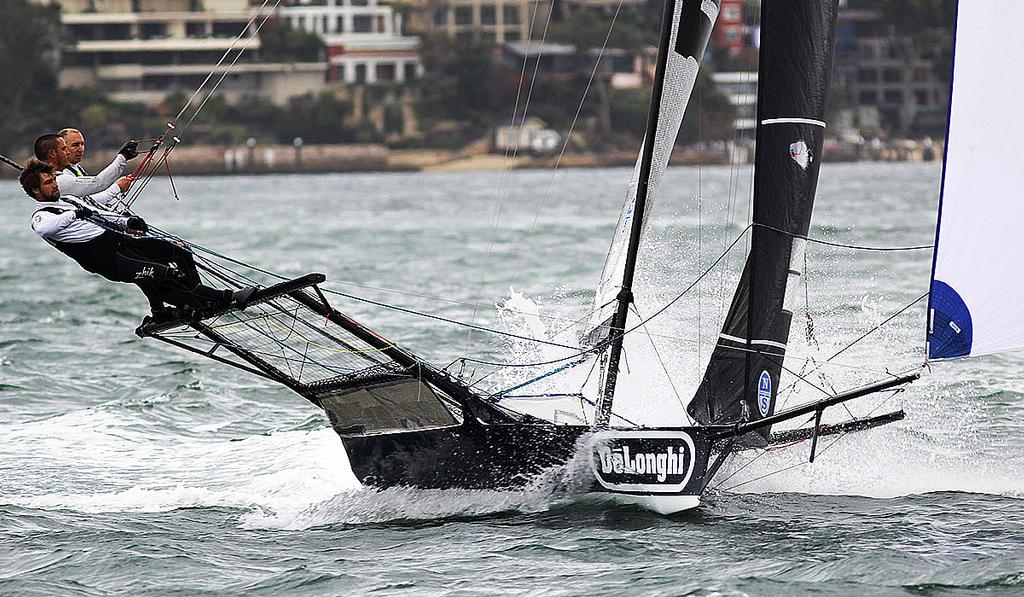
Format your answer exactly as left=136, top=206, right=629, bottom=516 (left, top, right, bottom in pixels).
left=589, top=430, right=696, bottom=494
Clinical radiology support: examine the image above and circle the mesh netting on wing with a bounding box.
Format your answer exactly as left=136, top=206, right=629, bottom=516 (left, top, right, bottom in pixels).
left=154, top=287, right=406, bottom=390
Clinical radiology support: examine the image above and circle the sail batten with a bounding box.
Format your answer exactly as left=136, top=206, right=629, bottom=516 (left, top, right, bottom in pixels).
left=927, top=2, right=1024, bottom=361
left=687, top=0, right=840, bottom=442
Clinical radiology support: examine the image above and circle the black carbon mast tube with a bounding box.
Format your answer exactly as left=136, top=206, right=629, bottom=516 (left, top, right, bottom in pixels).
left=593, top=0, right=718, bottom=427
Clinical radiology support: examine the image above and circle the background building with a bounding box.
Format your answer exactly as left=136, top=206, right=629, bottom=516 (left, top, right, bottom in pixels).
left=55, top=0, right=326, bottom=106
left=403, top=0, right=551, bottom=43
left=833, top=8, right=948, bottom=135
left=279, top=0, right=422, bottom=84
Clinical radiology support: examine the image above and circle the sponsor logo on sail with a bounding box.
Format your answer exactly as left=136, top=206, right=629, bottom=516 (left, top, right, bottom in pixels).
left=789, top=140, right=811, bottom=169
left=757, top=370, right=772, bottom=416
left=590, top=431, right=697, bottom=493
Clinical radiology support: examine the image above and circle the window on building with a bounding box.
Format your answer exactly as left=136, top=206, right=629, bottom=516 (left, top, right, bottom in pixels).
left=722, top=6, right=740, bottom=21
left=723, top=28, right=740, bottom=42
left=914, top=90, right=928, bottom=105
left=352, top=0, right=369, bottom=5
left=337, top=16, right=345, bottom=32
left=185, top=22, right=206, bottom=37
left=404, top=63, right=417, bottom=81
left=98, top=23, right=132, bottom=40
left=212, top=21, right=241, bottom=37
left=481, top=6, right=496, bottom=25
left=503, top=6, right=520, bottom=24
left=859, top=90, right=877, bottom=104
left=353, top=15, right=373, bottom=32
left=858, top=68, right=878, bottom=83
left=913, top=67, right=930, bottom=82
left=355, top=63, right=367, bottom=83
left=455, top=6, right=472, bottom=25
left=376, top=63, right=396, bottom=81
left=883, top=68, right=902, bottom=83
left=433, top=9, right=447, bottom=25
left=140, top=23, right=167, bottom=39
left=883, top=90, right=903, bottom=104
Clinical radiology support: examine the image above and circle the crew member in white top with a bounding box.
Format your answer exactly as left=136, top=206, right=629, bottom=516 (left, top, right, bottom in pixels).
left=33, top=132, right=138, bottom=199
left=59, top=127, right=133, bottom=208
left=20, top=159, right=255, bottom=322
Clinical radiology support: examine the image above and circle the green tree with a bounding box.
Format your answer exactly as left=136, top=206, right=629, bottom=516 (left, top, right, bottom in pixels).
left=0, top=0, right=60, bottom=154
left=258, top=20, right=324, bottom=62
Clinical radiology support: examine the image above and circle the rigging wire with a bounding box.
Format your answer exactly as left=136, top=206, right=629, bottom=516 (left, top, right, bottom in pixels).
left=171, top=0, right=278, bottom=125
left=752, top=223, right=933, bottom=252
left=713, top=378, right=914, bottom=493
left=148, top=218, right=930, bottom=389
left=464, top=0, right=555, bottom=354
left=505, top=0, right=626, bottom=288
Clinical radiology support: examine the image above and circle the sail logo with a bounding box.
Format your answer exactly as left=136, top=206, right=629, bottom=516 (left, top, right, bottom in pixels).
left=590, top=431, right=696, bottom=493
left=789, top=140, right=812, bottom=169
left=757, top=370, right=772, bottom=416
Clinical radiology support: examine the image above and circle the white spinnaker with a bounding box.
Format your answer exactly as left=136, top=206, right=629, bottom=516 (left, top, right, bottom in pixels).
left=930, top=1, right=1024, bottom=359
left=585, top=0, right=718, bottom=339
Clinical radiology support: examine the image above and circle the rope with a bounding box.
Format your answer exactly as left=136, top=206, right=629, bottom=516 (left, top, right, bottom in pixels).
left=752, top=223, right=933, bottom=252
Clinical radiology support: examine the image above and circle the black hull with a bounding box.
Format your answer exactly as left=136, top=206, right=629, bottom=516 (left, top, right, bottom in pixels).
left=338, top=422, right=716, bottom=500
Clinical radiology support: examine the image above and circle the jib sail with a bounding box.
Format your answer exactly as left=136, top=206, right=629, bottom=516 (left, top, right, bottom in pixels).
left=584, top=0, right=720, bottom=344
left=687, top=0, right=840, bottom=442
left=927, top=2, right=1024, bottom=360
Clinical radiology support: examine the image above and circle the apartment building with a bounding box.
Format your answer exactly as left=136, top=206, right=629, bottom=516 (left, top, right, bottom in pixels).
left=53, top=0, right=326, bottom=105
left=834, top=8, right=949, bottom=134
left=279, top=0, right=421, bottom=84
left=399, top=0, right=551, bottom=44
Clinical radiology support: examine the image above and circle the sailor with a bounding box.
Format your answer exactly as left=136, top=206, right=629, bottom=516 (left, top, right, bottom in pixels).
left=19, top=159, right=256, bottom=322
left=58, top=127, right=133, bottom=208
left=33, top=132, right=138, bottom=199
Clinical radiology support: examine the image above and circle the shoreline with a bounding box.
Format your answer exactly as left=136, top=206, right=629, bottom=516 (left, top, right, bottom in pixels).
left=0, top=142, right=940, bottom=178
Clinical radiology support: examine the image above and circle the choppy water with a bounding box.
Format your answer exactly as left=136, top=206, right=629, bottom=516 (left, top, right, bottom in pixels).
left=1, top=163, right=1021, bottom=595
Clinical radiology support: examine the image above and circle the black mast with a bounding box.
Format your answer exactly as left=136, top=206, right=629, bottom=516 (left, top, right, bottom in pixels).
left=593, top=0, right=717, bottom=427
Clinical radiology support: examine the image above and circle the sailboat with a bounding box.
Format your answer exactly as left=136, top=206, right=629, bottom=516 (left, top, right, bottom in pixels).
left=127, top=0, right=940, bottom=515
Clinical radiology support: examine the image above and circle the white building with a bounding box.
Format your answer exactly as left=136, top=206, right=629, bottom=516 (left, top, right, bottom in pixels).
left=279, top=0, right=422, bottom=84
left=711, top=71, right=757, bottom=131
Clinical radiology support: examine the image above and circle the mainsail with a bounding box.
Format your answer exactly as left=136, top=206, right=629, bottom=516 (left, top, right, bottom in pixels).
left=927, top=2, right=1024, bottom=360
left=687, top=0, right=840, bottom=442
left=584, top=0, right=720, bottom=343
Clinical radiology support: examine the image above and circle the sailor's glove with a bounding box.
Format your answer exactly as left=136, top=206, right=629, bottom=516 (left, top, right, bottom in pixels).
left=126, top=216, right=149, bottom=234
left=74, top=206, right=96, bottom=219
left=118, top=141, right=140, bottom=160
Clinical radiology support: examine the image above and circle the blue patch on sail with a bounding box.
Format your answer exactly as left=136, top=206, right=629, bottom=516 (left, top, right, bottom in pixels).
left=928, top=280, right=973, bottom=359
left=757, top=370, right=772, bottom=416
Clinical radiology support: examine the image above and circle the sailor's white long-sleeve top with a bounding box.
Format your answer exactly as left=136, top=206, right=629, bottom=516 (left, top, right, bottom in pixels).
left=55, top=154, right=127, bottom=198
left=63, top=164, right=124, bottom=208
left=30, top=197, right=130, bottom=244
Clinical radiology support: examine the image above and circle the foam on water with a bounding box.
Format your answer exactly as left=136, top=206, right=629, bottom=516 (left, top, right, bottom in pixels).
left=0, top=402, right=357, bottom=519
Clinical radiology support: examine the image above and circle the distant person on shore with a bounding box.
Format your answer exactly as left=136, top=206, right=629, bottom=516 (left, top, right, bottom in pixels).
left=59, top=127, right=133, bottom=207
left=33, top=132, right=139, bottom=200
left=18, top=159, right=256, bottom=323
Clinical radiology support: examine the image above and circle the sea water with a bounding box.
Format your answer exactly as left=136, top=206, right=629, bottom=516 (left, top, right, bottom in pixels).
left=1, top=163, right=1021, bottom=595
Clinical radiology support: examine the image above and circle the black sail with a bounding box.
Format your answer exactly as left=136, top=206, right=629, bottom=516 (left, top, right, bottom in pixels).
left=687, top=0, right=839, bottom=442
